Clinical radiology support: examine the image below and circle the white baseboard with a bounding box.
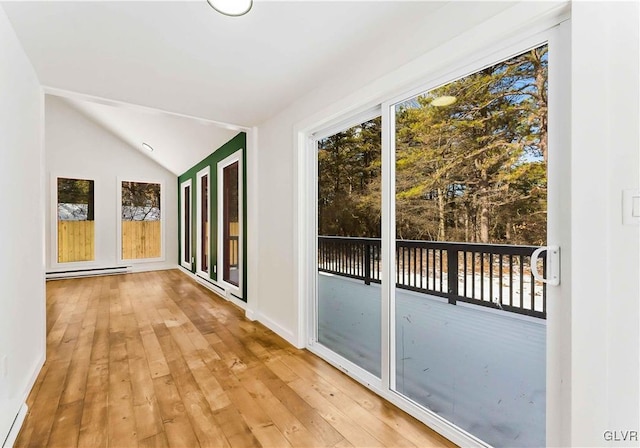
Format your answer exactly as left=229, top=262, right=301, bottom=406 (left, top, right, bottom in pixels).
left=2, top=404, right=27, bottom=448
left=2, top=352, right=44, bottom=448
left=176, top=268, right=299, bottom=349
left=22, top=354, right=44, bottom=405
left=254, top=313, right=298, bottom=348
left=129, top=263, right=179, bottom=273
left=178, top=268, right=250, bottom=310
left=245, top=308, right=257, bottom=321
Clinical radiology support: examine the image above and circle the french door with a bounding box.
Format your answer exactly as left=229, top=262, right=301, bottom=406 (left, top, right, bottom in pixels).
left=217, top=151, right=242, bottom=298
left=180, top=179, right=192, bottom=270
left=311, top=33, right=565, bottom=447
left=196, top=167, right=210, bottom=278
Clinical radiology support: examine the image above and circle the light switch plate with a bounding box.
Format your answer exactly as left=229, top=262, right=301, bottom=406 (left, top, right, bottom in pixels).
left=632, top=196, right=640, bottom=217
left=622, top=189, right=640, bottom=225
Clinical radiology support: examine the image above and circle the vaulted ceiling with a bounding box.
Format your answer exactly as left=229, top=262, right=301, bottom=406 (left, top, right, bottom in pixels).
left=2, top=1, right=518, bottom=174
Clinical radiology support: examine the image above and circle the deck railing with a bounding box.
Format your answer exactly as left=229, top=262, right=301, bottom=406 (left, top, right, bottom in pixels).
left=318, top=236, right=546, bottom=319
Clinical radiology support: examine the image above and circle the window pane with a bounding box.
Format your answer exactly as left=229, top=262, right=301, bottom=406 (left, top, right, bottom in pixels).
left=184, top=185, right=191, bottom=264
left=316, top=116, right=382, bottom=377
left=223, top=162, right=239, bottom=286
left=393, top=45, right=548, bottom=447
left=57, top=177, right=95, bottom=263
left=201, top=174, right=209, bottom=273
left=121, top=181, right=161, bottom=259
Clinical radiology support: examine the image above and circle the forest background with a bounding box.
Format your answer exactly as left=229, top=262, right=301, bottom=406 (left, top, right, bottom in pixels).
left=318, top=45, right=548, bottom=246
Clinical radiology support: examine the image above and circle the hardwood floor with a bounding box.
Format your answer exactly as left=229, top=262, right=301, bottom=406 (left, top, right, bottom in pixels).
left=16, top=269, right=455, bottom=448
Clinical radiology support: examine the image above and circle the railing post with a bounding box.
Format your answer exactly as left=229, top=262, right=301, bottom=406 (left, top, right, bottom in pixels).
left=447, top=248, right=458, bottom=305
left=364, top=242, right=371, bottom=285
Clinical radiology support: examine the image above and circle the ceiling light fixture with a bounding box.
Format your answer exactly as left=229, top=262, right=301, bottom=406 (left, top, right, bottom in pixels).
left=431, top=96, right=457, bottom=107
left=206, top=0, right=253, bottom=17
left=142, top=142, right=154, bottom=152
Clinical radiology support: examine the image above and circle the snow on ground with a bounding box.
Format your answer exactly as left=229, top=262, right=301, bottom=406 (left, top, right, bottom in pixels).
left=322, top=257, right=545, bottom=313
left=397, top=270, right=545, bottom=313
left=58, top=204, right=160, bottom=221
left=122, top=206, right=160, bottom=221
left=58, top=203, right=88, bottom=220
left=318, top=273, right=546, bottom=448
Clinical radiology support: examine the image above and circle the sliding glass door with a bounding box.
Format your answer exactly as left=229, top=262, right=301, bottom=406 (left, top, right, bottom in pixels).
left=391, top=45, right=548, bottom=447
left=311, top=41, right=557, bottom=447
left=316, top=116, right=382, bottom=378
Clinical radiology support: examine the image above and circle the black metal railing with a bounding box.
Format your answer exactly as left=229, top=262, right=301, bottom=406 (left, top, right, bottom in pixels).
left=318, top=236, right=546, bottom=319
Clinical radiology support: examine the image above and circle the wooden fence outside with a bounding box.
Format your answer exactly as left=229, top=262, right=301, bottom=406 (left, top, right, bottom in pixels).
left=122, top=220, right=161, bottom=260
left=229, top=221, right=239, bottom=266
left=57, top=220, right=95, bottom=262
left=57, top=220, right=162, bottom=262
left=229, top=221, right=239, bottom=236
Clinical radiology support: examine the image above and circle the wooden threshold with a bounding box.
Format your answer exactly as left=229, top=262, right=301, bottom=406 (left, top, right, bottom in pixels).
left=16, top=269, right=455, bottom=448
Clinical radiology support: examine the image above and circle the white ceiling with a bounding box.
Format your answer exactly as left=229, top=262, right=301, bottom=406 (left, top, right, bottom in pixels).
left=2, top=1, right=450, bottom=126
left=2, top=0, right=522, bottom=174
left=55, top=94, right=240, bottom=175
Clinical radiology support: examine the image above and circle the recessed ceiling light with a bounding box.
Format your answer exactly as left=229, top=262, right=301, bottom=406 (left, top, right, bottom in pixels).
left=431, top=96, right=457, bottom=107
left=206, top=0, right=253, bottom=17
left=142, top=143, right=154, bottom=152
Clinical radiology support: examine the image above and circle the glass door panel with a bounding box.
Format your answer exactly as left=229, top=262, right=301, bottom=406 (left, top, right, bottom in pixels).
left=392, top=45, right=548, bottom=447
left=201, top=174, right=209, bottom=272
left=222, top=161, right=240, bottom=287
left=316, top=117, right=382, bottom=377
left=197, top=169, right=210, bottom=276
left=180, top=179, right=192, bottom=270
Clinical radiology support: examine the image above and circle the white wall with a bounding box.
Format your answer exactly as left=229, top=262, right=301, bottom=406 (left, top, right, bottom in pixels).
left=571, top=2, right=640, bottom=446
left=255, top=0, right=543, bottom=346
left=255, top=1, right=639, bottom=447
left=45, top=95, right=178, bottom=273
left=256, top=0, right=566, bottom=348
left=0, top=6, right=45, bottom=446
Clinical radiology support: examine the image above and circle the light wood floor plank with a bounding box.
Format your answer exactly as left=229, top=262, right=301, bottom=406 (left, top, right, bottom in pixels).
left=15, top=269, right=456, bottom=448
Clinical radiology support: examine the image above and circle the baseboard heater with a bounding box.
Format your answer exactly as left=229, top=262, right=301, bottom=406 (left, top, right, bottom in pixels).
left=46, top=266, right=132, bottom=280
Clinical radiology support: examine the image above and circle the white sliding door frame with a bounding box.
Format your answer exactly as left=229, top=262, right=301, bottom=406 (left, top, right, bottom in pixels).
left=300, top=19, right=570, bottom=448
left=309, top=107, right=383, bottom=390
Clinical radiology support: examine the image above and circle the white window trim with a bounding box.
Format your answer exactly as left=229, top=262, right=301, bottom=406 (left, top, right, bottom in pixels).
left=50, top=173, right=99, bottom=270
left=298, top=19, right=570, bottom=448
left=196, top=167, right=211, bottom=278
left=311, top=106, right=381, bottom=142
left=116, top=178, right=165, bottom=264
left=217, top=150, right=243, bottom=300
left=180, top=178, right=193, bottom=270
